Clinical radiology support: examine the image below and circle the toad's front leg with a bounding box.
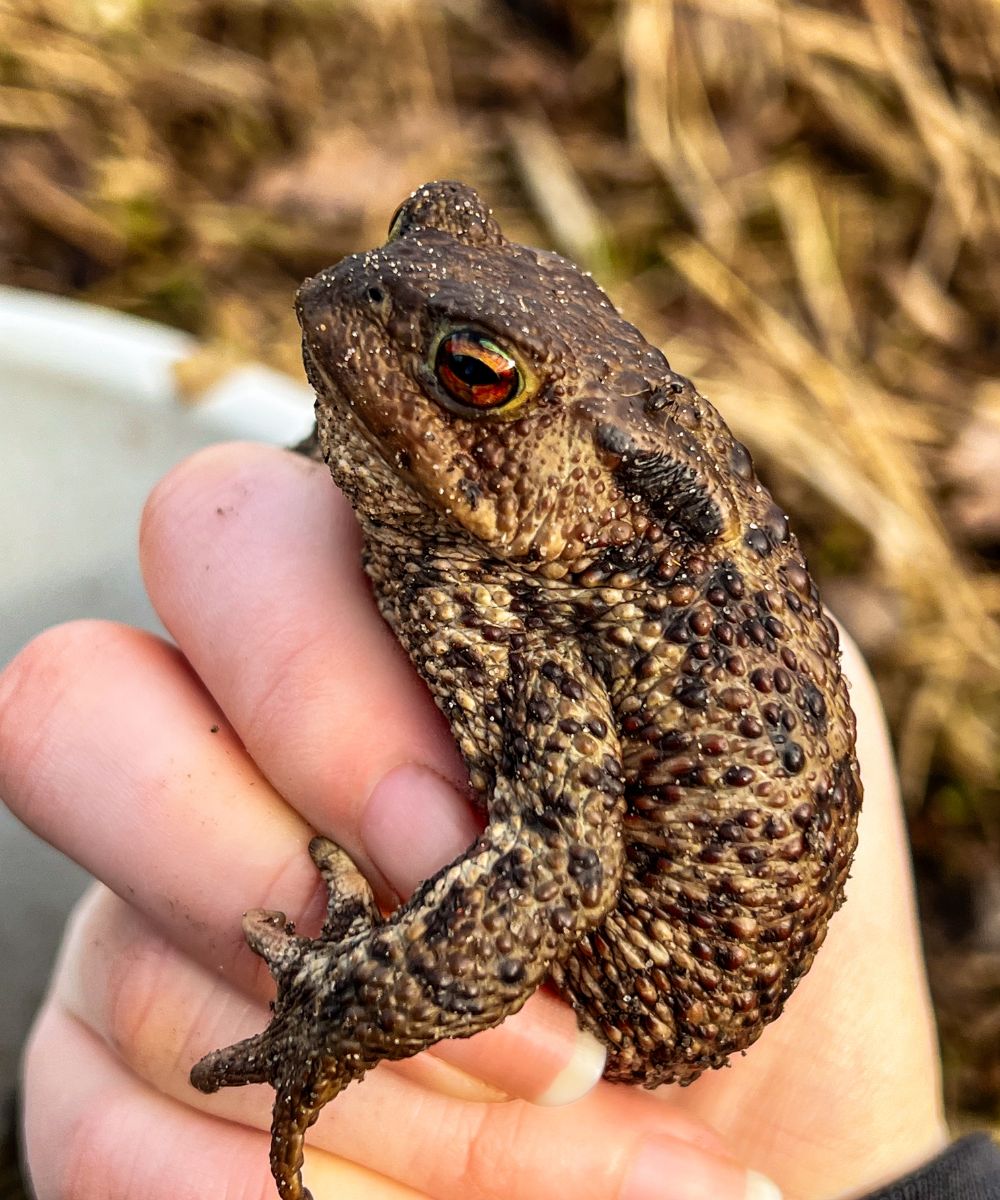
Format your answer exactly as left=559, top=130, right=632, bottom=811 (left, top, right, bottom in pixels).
left=190, top=643, right=627, bottom=1200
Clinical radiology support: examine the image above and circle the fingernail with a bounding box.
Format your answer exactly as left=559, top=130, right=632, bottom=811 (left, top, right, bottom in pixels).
left=746, top=1171, right=784, bottom=1200
left=361, top=764, right=481, bottom=897
left=535, top=1026, right=607, bottom=1105
left=621, top=1136, right=782, bottom=1200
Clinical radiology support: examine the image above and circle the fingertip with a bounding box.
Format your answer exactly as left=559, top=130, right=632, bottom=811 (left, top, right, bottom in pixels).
left=140, top=441, right=254, bottom=566
left=139, top=441, right=340, bottom=603
left=0, top=620, right=164, bottom=823
left=140, top=440, right=302, bottom=530
left=0, top=617, right=115, bottom=716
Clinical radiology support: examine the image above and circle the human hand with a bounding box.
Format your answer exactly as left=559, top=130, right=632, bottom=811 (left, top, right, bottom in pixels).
left=0, top=443, right=946, bottom=1200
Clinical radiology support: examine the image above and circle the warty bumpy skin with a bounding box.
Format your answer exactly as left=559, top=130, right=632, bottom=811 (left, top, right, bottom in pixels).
left=190, top=181, right=862, bottom=1200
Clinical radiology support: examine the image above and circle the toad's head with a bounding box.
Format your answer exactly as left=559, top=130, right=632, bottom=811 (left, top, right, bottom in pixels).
left=297, top=181, right=739, bottom=574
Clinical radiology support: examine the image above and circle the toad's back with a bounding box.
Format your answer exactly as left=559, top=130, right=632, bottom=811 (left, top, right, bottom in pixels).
left=192, top=181, right=861, bottom=1200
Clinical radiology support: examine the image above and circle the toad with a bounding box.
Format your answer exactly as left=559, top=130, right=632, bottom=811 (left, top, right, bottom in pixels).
left=191, top=181, right=861, bottom=1200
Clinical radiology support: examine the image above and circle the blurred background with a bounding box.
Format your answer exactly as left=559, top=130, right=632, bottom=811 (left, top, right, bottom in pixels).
left=1, top=0, right=999, bottom=1191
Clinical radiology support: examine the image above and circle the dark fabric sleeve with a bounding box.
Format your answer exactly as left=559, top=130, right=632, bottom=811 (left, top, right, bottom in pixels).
left=859, top=1135, right=1000, bottom=1200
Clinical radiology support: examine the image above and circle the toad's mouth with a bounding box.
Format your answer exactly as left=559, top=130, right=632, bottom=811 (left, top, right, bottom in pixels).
left=299, top=339, right=386, bottom=459
left=299, top=338, right=441, bottom=531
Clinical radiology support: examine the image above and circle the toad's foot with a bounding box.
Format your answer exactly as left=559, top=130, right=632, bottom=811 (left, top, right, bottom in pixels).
left=191, top=836, right=383, bottom=1200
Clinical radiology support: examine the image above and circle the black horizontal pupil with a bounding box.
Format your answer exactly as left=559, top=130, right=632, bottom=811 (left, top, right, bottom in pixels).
left=448, top=353, right=499, bottom=386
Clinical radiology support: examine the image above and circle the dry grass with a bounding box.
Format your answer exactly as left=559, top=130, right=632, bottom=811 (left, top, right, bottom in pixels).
left=2, top=0, right=999, bottom=1119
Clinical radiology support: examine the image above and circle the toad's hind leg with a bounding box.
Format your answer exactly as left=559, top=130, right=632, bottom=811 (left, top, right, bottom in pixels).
left=194, top=640, right=628, bottom=1200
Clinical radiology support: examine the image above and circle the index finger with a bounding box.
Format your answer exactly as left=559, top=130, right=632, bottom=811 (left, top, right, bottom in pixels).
left=139, top=441, right=469, bottom=900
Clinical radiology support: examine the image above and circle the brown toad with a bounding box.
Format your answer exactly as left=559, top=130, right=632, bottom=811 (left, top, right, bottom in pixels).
left=191, top=181, right=861, bottom=1200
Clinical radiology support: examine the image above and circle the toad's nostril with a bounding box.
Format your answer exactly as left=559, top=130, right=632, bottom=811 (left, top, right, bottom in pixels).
left=294, top=272, right=333, bottom=329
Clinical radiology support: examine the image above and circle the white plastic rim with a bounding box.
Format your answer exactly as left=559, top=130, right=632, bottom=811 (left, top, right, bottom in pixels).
left=0, top=282, right=314, bottom=442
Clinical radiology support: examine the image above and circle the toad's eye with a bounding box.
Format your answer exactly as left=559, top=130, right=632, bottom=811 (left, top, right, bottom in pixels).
left=434, top=330, right=520, bottom=411
left=386, top=200, right=407, bottom=241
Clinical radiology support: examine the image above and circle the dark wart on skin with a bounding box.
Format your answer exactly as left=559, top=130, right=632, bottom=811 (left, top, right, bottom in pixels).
left=190, top=180, right=862, bottom=1200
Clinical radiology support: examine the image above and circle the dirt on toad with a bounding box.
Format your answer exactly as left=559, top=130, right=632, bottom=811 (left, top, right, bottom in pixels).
left=1, top=7, right=998, bottom=1184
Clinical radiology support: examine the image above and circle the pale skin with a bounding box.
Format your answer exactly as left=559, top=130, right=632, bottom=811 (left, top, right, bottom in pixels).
left=0, top=442, right=947, bottom=1200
